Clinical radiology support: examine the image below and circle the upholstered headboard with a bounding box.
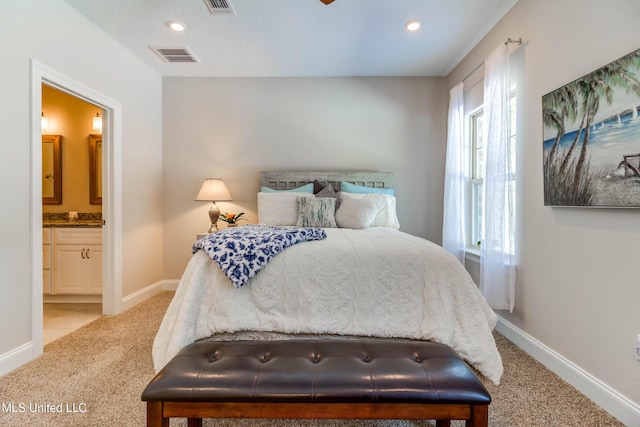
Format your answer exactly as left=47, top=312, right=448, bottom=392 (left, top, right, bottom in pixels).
left=260, top=171, right=392, bottom=191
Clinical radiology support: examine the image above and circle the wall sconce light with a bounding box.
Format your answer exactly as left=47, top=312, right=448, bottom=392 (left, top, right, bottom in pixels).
left=41, top=112, right=49, bottom=131
left=196, top=178, right=232, bottom=233
left=92, top=112, right=102, bottom=132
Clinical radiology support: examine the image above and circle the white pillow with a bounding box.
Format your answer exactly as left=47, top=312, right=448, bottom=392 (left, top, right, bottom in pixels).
left=339, top=192, right=400, bottom=229
left=257, top=192, right=313, bottom=226
left=335, top=196, right=381, bottom=229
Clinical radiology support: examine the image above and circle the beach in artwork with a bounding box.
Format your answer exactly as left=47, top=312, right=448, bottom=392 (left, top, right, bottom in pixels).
left=542, top=48, right=640, bottom=207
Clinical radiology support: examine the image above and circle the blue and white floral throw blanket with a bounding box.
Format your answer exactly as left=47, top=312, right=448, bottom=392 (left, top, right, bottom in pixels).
left=193, top=225, right=327, bottom=288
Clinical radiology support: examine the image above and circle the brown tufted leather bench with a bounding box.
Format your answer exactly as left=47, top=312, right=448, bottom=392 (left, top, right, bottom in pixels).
left=142, top=339, right=491, bottom=427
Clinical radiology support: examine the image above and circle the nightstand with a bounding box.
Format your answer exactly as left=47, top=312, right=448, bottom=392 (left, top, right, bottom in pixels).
left=196, top=233, right=210, bottom=240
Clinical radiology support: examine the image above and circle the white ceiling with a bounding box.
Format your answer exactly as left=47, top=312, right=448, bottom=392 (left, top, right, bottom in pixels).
left=63, top=0, right=518, bottom=77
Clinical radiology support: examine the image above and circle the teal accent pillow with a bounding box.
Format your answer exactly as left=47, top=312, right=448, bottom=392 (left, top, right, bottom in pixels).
left=340, top=182, right=395, bottom=195
left=261, top=183, right=314, bottom=193
left=296, top=197, right=337, bottom=228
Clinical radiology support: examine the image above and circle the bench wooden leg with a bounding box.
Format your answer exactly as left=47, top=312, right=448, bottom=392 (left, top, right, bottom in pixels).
left=435, top=420, right=451, bottom=427
left=188, top=418, right=203, bottom=427
left=469, top=404, right=489, bottom=427
left=146, top=401, right=169, bottom=427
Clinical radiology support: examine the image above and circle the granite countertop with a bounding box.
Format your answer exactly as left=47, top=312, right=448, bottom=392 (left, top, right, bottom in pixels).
left=43, top=213, right=103, bottom=228
left=43, top=219, right=103, bottom=228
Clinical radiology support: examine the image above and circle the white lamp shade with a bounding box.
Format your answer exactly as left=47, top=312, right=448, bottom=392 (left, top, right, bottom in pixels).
left=196, top=178, right=232, bottom=202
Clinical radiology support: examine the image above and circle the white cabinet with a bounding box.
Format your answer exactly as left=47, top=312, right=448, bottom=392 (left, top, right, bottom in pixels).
left=43, top=228, right=52, bottom=294
left=52, top=228, right=102, bottom=295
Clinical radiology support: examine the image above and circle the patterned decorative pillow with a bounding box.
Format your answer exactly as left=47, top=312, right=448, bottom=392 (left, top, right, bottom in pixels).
left=296, top=197, right=337, bottom=228
left=335, top=196, right=381, bottom=229
left=312, top=179, right=327, bottom=194
left=315, top=183, right=342, bottom=208
left=315, top=183, right=338, bottom=198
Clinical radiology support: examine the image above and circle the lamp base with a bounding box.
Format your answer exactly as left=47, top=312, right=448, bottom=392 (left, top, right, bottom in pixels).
left=208, top=202, right=220, bottom=233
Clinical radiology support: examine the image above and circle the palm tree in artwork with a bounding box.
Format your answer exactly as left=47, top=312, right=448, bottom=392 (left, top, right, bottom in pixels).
left=558, top=113, right=585, bottom=176
left=543, top=80, right=592, bottom=204
left=542, top=84, right=578, bottom=162
left=571, top=54, right=640, bottom=197
left=570, top=73, right=614, bottom=198
left=542, top=83, right=580, bottom=204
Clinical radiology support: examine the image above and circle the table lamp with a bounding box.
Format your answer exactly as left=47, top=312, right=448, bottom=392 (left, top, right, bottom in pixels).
left=196, top=178, right=232, bottom=232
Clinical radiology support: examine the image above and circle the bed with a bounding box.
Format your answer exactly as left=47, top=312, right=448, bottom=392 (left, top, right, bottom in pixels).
left=152, top=171, right=503, bottom=385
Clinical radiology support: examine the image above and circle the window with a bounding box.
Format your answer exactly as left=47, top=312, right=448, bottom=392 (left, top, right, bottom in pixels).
left=470, top=109, right=484, bottom=249
left=469, top=92, right=517, bottom=252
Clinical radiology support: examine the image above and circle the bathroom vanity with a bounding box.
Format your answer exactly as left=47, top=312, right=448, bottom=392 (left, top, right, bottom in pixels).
left=43, top=214, right=103, bottom=296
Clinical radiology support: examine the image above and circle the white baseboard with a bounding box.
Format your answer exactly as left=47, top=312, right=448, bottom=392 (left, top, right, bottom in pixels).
left=0, top=280, right=180, bottom=378
left=120, top=279, right=179, bottom=311
left=44, top=294, right=102, bottom=304
left=162, top=279, right=179, bottom=291
left=0, top=342, right=40, bottom=377
left=496, top=316, right=640, bottom=426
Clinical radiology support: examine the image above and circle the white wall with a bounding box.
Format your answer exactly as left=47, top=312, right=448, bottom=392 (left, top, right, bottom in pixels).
left=163, top=77, right=447, bottom=279
left=448, top=0, right=640, bottom=415
left=0, top=0, right=163, bottom=370
left=10, top=0, right=638, bottom=420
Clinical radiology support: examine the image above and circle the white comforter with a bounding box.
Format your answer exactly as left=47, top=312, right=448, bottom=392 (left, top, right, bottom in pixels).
left=153, top=228, right=503, bottom=384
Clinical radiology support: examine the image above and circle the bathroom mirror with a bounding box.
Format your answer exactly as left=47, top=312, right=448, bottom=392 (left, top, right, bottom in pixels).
left=42, top=135, right=62, bottom=204
left=89, top=134, right=102, bottom=205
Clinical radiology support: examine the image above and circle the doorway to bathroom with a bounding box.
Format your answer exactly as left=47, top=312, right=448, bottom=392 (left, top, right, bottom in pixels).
left=31, top=60, right=123, bottom=354
left=41, top=83, right=104, bottom=344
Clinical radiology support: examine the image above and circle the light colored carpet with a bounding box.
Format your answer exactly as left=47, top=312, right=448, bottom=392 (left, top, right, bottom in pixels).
left=0, top=292, right=623, bottom=426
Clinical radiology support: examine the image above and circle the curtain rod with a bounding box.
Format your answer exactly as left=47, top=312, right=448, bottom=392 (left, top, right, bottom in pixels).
left=461, top=37, right=522, bottom=83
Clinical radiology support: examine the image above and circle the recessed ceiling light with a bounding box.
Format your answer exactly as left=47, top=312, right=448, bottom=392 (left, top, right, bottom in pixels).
left=167, top=21, right=186, bottom=32
left=405, top=20, right=421, bottom=32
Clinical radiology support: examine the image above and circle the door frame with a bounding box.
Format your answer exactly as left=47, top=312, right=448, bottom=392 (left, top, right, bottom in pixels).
left=30, top=60, right=123, bottom=353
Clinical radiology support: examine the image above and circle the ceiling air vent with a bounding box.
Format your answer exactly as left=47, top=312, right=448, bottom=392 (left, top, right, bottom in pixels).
left=151, top=47, right=199, bottom=63
left=203, top=0, right=235, bottom=14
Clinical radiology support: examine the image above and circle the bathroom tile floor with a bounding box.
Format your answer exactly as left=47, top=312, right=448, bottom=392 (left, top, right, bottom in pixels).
left=43, top=303, right=102, bottom=345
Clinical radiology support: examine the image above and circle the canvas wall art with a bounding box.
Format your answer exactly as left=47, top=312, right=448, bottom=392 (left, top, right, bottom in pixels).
left=542, top=48, right=640, bottom=207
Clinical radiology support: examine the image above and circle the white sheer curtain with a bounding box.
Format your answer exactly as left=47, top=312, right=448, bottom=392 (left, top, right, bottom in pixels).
left=480, top=44, right=516, bottom=312
left=442, top=83, right=467, bottom=264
